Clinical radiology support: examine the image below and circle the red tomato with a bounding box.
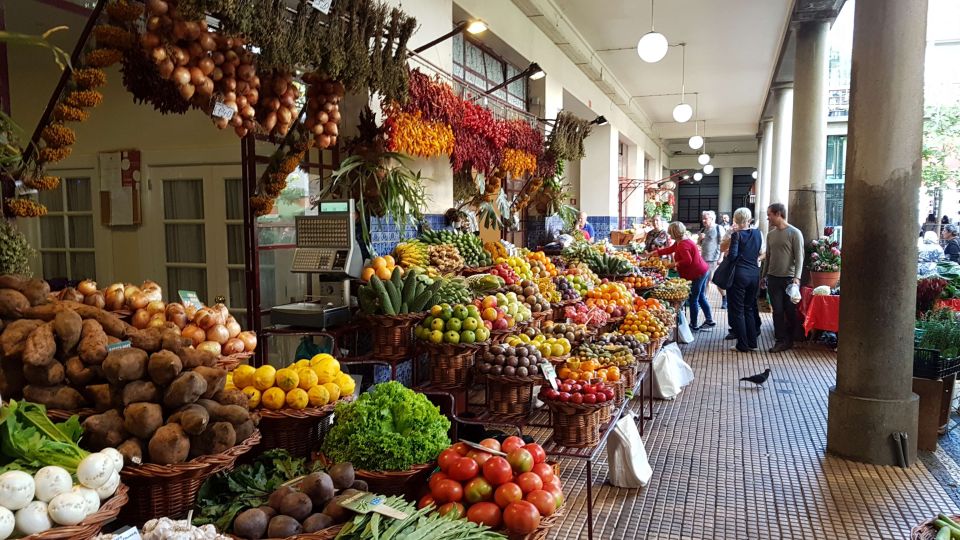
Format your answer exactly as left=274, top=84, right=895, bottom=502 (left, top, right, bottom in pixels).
left=429, top=472, right=449, bottom=492
left=432, top=479, right=464, bottom=504
left=418, top=494, right=435, bottom=509
left=451, top=442, right=471, bottom=456
left=468, top=450, right=492, bottom=467
left=466, top=501, right=502, bottom=528
left=479, top=438, right=502, bottom=452
left=523, top=443, right=546, bottom=464
left=544, top=484, right=564, bottom=509
left=516, top=472, right=544, bottom=494
left=503, top=501, right=542, bottom=534
left=448, top=456, right=480, bottom=482
left=558, top=392, right=571, bottom=402
left=506, top=448, right=534, bottom=474
left=531, top=463, right=555, bottom=484
left=501, top=436, right=525, bottom=454
left=482, top=457, right=514, bottom=485
left=438, top=502, right=465, bottom=519
left=494, top=482, right=523, bottom=508
left=525, top=490, right=557, bottom=516
left=438, top=449, right=462, bottom=473
left=464, top=477, right=494, bottom=504
left=583, top=393, right=597, bottom=404
left=571, top=393, right=584, bottom=404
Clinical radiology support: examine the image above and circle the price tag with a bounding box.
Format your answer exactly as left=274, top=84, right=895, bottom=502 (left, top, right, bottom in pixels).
left=339, top=492, right=408, bottom=520
left=111, top=526, right=142, bottom=540
left=106, top=340, right=131, bottom=352
left=178, top=290, right=204, bottom=311
left=310, top=0, right=333, bottom=13
left=211, top=100, right=235, bottom=120
left=540, top=362, right=559, bottom=390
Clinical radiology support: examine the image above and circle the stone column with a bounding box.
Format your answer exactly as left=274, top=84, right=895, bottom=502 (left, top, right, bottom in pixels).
left=826, top=0, right=927, bottom=466
left=789, top=20, right=830, bottom=245
left=770, top=84, right=793, bottom=208
left=718, top=167, right=734, bottom=214
left=580, top=123, right=619, bottom=240
left=758, top=119, right=774, bottom=233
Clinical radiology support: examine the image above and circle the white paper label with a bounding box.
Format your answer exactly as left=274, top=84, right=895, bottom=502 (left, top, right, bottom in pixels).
left=106, top=340, right=131, bottom=352
left=212, top=100, right=235, bottom=120
left=178, top=290, right=204, bottom=310
left=540, top=362, right=559, bottom=390
left=310, top=0, right=332, bottom=13
left=112, top=526, right=142, bottom=540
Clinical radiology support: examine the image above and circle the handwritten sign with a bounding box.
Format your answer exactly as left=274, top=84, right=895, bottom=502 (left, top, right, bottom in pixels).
left=310, top=0, right=332, bottom=13
left=339, top=492, right=408, bottom=520
left=540, top=362, right=559, bottom=390
left=178, top=290, right=204, bottom=311
left=211, top=100, right=235, bottom=120
left=111, top=526, right=142, bottom=540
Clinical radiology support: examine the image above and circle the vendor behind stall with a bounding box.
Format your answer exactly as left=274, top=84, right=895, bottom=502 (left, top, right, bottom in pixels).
left=576, top=211, right=595, bottom=241
left=918, top=231, right=944, bottom=276
left=644, top=215, right=671, bottom=252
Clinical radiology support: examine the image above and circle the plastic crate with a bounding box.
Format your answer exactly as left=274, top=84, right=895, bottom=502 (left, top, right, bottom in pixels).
left=913, top=347, right=960, bottom=379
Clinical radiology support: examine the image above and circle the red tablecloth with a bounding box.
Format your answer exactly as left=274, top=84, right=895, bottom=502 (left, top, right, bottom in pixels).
left=799, top=286, right=840, bottom=334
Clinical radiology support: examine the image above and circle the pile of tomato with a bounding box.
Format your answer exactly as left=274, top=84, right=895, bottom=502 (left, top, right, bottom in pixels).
left=421, top=437, right=563, bottom=535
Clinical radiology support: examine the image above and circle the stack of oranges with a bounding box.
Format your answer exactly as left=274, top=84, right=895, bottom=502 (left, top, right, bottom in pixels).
left=622, top=275, right=656, bottom=290
left=634, top=297, right=663, bottom=311
left=557, top=358, right=622, bottom=383
left=584, top=281, right=634, bottom=316
left=360, top=255, right=401, bottom=282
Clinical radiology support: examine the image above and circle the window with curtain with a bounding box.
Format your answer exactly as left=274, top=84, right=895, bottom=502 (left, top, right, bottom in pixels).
left=163, top=179, right=207, bottom=302
left=37, top=177, right=95, bottom=280
left=452, top=32, right=528, bottom=111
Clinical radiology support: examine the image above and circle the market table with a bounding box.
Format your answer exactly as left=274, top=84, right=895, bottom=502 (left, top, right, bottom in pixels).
left=800, top=286, right=840, bottom=335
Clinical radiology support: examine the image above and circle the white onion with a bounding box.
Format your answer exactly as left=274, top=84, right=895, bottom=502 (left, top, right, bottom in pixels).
left=0, top=507, right=14, bottom=539
left=94, top=471, right=120, bottom=500
left=0, top=471, right=34, bottom=510
left=99, top=449, right=124, bottom=474
left=71, top=486, right=100, bottom=517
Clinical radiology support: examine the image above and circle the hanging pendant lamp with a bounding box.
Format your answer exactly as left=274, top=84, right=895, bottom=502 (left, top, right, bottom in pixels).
left=697, top=120, right=711, bottom=165
left=637, top=0, right=669, bottom=63
left=688, top=96, right=703, bottom=149
left=703, top=163, right=714, bottom=174
left=672, top=44, right=693, bottom=123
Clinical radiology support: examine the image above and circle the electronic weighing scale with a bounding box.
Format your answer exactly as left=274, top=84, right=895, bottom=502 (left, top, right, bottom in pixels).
left=269, top=199, right=362, bottom=329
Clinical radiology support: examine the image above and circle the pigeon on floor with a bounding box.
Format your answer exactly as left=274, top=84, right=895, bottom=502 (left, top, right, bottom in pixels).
left=740, top=368, right=772, bottom=387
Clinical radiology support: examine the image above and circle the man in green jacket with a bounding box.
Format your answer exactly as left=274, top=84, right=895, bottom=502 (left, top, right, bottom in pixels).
left=761, top=203, right=804, bottom=353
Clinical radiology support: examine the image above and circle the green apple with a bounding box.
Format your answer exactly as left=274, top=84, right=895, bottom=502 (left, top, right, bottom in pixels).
left=445, top=317, right=462, bottom=332
left=462, top=317, right=479, bottom=331
left=467, top=305, right=481, bottom=319
left=452, top=305, right=469, bottom=320
left=444, top=331, right=461, bottom=344
left=440, top=306, right=453, bottom=321
left=431, top=318, right=446, bottom=332
left=429, top=330, right=444, bottom=344
left=475, top=327, right=490, bottom=342
left=460, top=330, right=476, bottom=344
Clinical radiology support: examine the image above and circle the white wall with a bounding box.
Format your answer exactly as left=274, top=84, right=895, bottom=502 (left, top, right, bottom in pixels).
left=579, top=124, right=618, bottom=217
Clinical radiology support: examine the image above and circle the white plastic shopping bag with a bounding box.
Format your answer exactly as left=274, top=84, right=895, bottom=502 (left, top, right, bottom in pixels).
left=676, top=309, right=695, bottom=344
left=606, top=412, right=653, bottom=488
left=787, top=283, right=802, bottom=304
left=652, top=342, right=694, bottom=399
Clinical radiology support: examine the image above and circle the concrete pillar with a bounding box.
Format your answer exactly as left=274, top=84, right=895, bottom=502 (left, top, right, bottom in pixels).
left=826, top=0, right=927, bottom=466
left=580, top=124, right=619, bottom=240
left=624, top=144, right=643, bottom=227
left=770, top=84, right=793, bottom=208
left=789, top=20, right=830, bottom=245
left=758, top=119, right=774, bottom=233
left=718, top=167, right=734, bottom=214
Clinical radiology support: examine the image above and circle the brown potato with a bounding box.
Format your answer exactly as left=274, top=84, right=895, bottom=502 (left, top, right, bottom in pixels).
left=197, top=399, right=249, bottom=425
left=0, top=319, right=43, bottom=359
left=189, top=421, right=235, bottom=457
left=148, top=423, right=190, bottom=464
left=21, top=303, right=59, bottom=321
left=148, top=350, right=182, bottom=386
left=121, top=380, right=160, bottom=405
left=0, top=288, right=30, bottom=318
left=128, top=327, right=162, bottom=352
left=65, top=356, right=99, bottom=387
left=163, top=372, right=207, bottom=408
left=23, top=361, right=65, bottom=386
left=85, top=383, right=115, bottom=412
left=124, top=402, right=164, bottom=439
left=213, top=388, right=249, bottom=408
left=18, top=278, right=51, bottom=306
left=63, top=301, right=132, bottom=338
left=117, top=437, right=144, bottom=465
left=192, top=366, right=226, bottom=399
left=79, top=319, right=108, bottom=365
left=178, top=347, right=217, bottom=369
left=23, top=323, right=57, bottom=367
left=102, top=348, right=148, bottom=385
left=168, top=404, right=209, bottom=435
left=82, top=410, right=127, bottom=450
left=161, top=328, right=190, bottom=354
left=24, top=384, right=85, bottom=410
left=53, top=308, right=83, bottom=354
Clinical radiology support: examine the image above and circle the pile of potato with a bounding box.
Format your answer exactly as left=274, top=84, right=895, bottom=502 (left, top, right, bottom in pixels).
left=0, top=275, right=257, bottom=466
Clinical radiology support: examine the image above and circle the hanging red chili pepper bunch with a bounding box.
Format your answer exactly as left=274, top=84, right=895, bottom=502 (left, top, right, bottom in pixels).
left=404, top=69, right=461, bottom=126
left=503, top=119, right=543, bottom=157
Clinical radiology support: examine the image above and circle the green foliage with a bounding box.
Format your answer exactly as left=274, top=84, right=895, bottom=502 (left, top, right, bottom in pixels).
left=0, top=220, right=34, bottom=275
left=0, top=400, right=88, bottom=474
left=918, top=309, right=960, bottom=358
left=322, top=381, right=451, bottom=471
left=922, top=104, right=960, bottom=193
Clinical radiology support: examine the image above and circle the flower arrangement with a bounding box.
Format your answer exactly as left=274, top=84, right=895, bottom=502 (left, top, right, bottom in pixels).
left=807, top=229, right=841, bottom=272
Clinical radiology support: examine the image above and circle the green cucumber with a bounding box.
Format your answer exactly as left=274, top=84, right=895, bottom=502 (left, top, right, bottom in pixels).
left=410, top=281, right=439, bottom=312
left=384, top=279, right=401, bottom=315
left=401, top=269, right=418, bottom=306
left=370, top=276, right=395, bottom=316
left=391, top=266, right=403, bottom=294
left=938, top=526, right=952, bottom=540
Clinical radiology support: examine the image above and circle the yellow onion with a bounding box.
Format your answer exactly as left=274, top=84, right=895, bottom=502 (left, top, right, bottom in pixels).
left=237, top=331, right=257, bottom=352
left=77, top=279, right=98, bottom=296
left=84, top=292, right=105, bottom=309
left=132, top=309, right=151, bottom=329
left=197, top=341, right=222, bottom=356
left=222, top=338, right=244, bottom=355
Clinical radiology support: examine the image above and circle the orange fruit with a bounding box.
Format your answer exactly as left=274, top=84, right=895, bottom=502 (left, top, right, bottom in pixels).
left=372, top=256, right=387, bottom=270
left=384, top=255, right=395, bottom=267
left=376, top=266, right=392, bottom=280
left=361, top=267, right=375, bottom=282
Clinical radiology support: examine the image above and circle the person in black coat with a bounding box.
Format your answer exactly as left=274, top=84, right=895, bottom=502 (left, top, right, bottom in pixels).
left=726, top=207, right=763, bottom=353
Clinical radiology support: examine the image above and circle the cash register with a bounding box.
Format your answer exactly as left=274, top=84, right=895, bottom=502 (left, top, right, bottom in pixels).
left=269, top=199, right=362, bottom=329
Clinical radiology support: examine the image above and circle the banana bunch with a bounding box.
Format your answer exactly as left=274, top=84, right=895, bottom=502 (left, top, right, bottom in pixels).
left=394, top=240, right=429, bottom=269
left=436, top=276, right=473, bottom=304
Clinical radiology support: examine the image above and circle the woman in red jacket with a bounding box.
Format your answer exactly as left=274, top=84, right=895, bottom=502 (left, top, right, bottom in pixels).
left=653, top=222, right=715, bottom=330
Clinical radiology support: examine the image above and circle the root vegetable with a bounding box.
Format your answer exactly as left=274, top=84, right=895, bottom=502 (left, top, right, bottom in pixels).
left=148, top=423, right=190, bottom=464
left=0, top=289, right=29, bottom=318
left=65, top=356, right=99, bottom=386
left=15, top=501, right=51, bottom=535
left=53, top=308, right=83, bottom=354
left=192, top=366, right=226, bottom=398
left=77, top=453, right=115, bottom=489
left=34, top=466, right=72, bottom=503
left=23, top=323, right=56, bottom=367
left=117, top=438, right=144, bottom=465
left=65, top=302, right=131, bottom=337
left=222, top=338, right=244, bottom=355
left=197, top=399, right=249, bottom=424
left=23, top=361, right=64, bottom=386
left=197, top=340, right=222, bottom=356
left=82, top=410, right=127, bottom=450
left=162, top=328, right=191, bottom=354
left=47, top=492, right=86, bottom=525
left=124, top=402, right=164, bottom=439
left=238, top=331, right=257, bottom=352
left=234, top=418, right=255, bottom=442
left=169, top=404, right=209, bottom=435
left=0, top=471, right=34, bottom=511
left=102, top=348, right=148, bottom=385
left=164, top=372, right=207, bottom=408
left=24, top=385, right=85, bottom=410
left=206, top=324, right=229, bottom=344
left=17, top=279, right=50, bottom=306
left=189, top=421, right=235, bottom=457
left=79, top=319, right=108, bottom=365
left=148, top=350, right=182, bottom=385
left=213, top=388, right=248, bottom=408
left=1, top=319, right=43, bottom=359
left=85, top=384, right=114, bottom=412
left=179, top=346, right=216, bottom=369
left=122, top=380, right=160, bottom=405
left=58, top=288, right=84, bottom=303
left=129, top=326, right=162, bottom=352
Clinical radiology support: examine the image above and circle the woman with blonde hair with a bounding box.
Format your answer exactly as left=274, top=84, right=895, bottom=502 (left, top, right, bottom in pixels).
left=725, top=207, right=763, bottom=352
left=652, top=221, right=714, bottom=330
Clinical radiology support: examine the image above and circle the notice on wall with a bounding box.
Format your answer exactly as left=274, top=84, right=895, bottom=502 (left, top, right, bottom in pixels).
left=99, top=149, right=142, bottom=226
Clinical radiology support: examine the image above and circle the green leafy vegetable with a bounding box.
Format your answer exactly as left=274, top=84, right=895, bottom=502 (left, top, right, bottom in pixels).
left=322, top=381, right=450, bottom=471
left=192, top=449, right=320, bottom=532
left=0, top=400, right=88, bottom=474
left=334, top=496, right=506, bottom=540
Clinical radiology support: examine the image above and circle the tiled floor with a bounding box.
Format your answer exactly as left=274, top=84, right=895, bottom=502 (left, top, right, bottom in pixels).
left=534, top=302, right=960, bottom=539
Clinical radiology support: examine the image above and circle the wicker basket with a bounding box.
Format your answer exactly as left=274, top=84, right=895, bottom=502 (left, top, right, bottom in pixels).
left=546, top=353, right=570, bottom=368
left=364, top=313, right=425, bottom=361
left=216, top=351, right=254, bottom=371
left=316, top=454, right=434, bottom=499
left=597, top=401, right=613, bottom=424
left=911, top=515, right=960, bottom=539
left=460, top=266, right=493, bottom=276
left=22, top=483, right=129, bottom=540
left=601, top=317, right=623, bottom=334
left=621, top=364, right=636, bottom=391
left=543, top=400, right=607, bottom=448
left=529, top=311, right=550, bottom=329
left=485, top=374, right=543, bottom=418
left=228, top=525, right=344, bottom=540
left=256, top=397, right=351, bottom=458
left=490, top=327, right=517, bottom=345
left=119, top=431, right=261, bottom=524
left=423, top=342, right=478, bottom=388
left=46, top=408, right=97, bottom=422
left=551, top=300, right=579, bottom=322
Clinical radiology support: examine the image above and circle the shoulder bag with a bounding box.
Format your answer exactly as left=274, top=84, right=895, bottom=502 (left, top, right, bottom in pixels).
left=711, top=232, right=739, bottom=290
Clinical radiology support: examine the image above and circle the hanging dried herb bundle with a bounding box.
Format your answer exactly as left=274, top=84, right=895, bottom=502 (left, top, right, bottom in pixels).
left=546, top=111, right=592, bottom=162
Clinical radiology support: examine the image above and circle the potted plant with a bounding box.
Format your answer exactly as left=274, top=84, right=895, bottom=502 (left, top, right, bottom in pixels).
left=806, top=227, right=842, bottom=288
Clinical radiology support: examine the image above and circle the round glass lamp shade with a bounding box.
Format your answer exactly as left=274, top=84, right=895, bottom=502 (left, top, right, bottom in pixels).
left=688, top=135, right=704, bottom=150
left=702, top=164, right=714, bottom=174
left=672, top=102, right=694, bottom=123
left=693, top=172, right=703, bottom=182
left=697, top=153, right=711, bottom=166
left=637, top=31, right=669, bottom=63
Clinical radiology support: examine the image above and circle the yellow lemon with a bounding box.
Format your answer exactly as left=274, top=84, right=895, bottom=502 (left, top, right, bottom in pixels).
left=275, top=368, right=300, bottom=392
left=253, top=365, right=277, bottom=391
left=297, top=368, right=319, bottom=390
left=312, top=356, right=340, bottom=384
left=335, top=373, right=356, bottom=396
left=322, top=382, right=341, bottom=402
left=261, top=387, right=286, bottom=410
left=310, top=353, right=336, bottom=367
left=307, top=385, right=330, bottom=407
left=233, top=365, right=256, bottom=389
left=241, top=386, right=261, bottom=409
left=295, top=359, right=311, bottom=370
left=285, top=388, right=309, bottom=410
